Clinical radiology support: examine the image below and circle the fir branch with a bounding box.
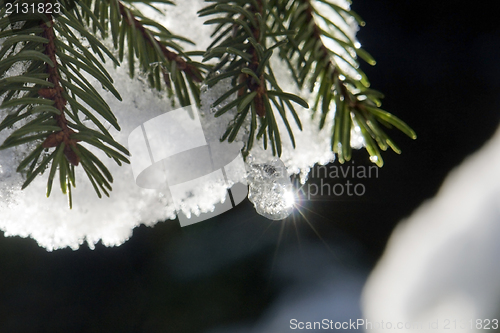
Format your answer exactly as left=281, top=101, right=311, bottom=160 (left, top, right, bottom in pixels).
left=1, top=4, right=129, bottom=203
left=38, top=16, right=79, bottom=166
left=75, top=0, right=205, bottom=106
left=117, top=1, right=203, bottom=83
left=274, top=0, right=416, bottom=166
left=200, top=0, right=308, bottom=156
left=0, top=0, right=418, bottom=206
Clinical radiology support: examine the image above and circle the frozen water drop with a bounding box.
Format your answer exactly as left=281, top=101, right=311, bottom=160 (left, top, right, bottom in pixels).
left=246, top=157, right=294, bottom=220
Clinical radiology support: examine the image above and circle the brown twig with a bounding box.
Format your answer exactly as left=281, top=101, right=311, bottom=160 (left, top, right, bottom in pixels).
left=117, top=1, right=202, bottom=85
left=303, top=0, right=358, bottom=108
left=238, top=0, right=267, bottom=117
left=39, top=14, right=80, bottom=166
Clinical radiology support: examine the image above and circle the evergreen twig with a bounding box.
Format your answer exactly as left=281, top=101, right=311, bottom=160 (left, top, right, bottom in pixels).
left=0, top=0, right=417, bottom=204
left=0, top=1, right=130, bottom=204
left=116, top=0, right=203, bottom=105
left=272, top=0, right=416, bottom=166
left=201, top=0, right=308, bottom=156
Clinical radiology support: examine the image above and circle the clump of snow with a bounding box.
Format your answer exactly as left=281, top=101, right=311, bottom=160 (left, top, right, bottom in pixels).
left=199, top=78, right=238, bottom=145
left=0, top=58, right=179, bottom=250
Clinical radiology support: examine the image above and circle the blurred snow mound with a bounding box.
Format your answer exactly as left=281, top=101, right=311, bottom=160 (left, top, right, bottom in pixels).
left=362, top=126, right=500, bottom=332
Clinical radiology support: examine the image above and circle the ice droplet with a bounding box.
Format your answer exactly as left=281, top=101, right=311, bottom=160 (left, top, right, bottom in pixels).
left=246, top=156, right=295, bottom=220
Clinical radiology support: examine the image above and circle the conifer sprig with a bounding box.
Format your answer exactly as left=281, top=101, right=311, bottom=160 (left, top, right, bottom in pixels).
left=0, top=1, right=130, bottom=204
left=271, top=0, right=416, bottom=166
left=0, top=0, right=417, bottom=204
left=74, top=0, right=205, bottom=106
left=200, top=0, right=308, bottom=156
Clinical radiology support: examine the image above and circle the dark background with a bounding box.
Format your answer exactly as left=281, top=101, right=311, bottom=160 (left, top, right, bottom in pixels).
left=1, top=1, right=499, bottom=332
